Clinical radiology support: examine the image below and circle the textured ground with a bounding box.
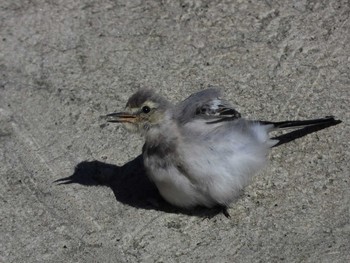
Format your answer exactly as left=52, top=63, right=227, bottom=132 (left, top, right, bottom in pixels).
left=1, top=0, right=349, bottom=262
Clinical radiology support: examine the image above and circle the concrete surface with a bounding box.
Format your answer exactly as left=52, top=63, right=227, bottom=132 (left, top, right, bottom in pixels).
left=1, top=0, right=349, bottom=262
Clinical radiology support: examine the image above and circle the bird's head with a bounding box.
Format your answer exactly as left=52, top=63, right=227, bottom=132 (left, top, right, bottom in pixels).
left=105, top=89, right=172, bottom=134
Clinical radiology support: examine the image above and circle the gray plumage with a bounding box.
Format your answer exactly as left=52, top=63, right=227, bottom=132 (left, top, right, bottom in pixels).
left=126, top=89, right=172, bottom=109
left=105, top=89, right=341, bottom=210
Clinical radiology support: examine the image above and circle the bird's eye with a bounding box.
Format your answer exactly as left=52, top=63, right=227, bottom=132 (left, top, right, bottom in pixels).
left=142, top=106, right=151, bottom=113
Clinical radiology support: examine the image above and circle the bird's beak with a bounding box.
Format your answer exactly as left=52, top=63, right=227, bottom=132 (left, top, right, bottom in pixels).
left=104, top=112, right=137, bottom=123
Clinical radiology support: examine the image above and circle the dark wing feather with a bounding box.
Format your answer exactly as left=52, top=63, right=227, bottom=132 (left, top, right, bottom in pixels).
left=175, top=88, right=241, bottom=124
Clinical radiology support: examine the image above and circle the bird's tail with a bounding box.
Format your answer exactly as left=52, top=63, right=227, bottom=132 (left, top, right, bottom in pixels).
left=261, top=116, right=341, bottom=130
left=259, top=116, right=342, bottom=147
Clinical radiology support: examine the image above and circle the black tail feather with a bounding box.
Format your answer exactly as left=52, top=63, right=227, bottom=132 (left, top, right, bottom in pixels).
left=261, top=116, right=341, bottom=130
left=265, top=116, right=342, bottom=147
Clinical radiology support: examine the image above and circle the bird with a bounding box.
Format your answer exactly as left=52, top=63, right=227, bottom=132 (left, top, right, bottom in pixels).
left=104, top=88, right=341, bottom=215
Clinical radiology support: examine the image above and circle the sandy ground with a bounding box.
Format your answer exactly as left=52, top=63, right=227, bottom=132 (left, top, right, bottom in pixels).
left=1, top=0, right=349, bottom=262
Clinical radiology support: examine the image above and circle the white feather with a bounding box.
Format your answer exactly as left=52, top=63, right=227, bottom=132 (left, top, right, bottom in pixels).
left=144, top=118, right=273, bottom=208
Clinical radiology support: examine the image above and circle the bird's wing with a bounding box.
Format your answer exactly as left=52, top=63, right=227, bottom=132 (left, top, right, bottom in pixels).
left=174, top=88, right=241, bottom=124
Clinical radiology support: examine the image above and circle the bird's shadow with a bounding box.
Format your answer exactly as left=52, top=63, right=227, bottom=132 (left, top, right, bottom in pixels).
left=55, top=121, right=341, bottom=217
left=55, top=155, right=225, bottom=217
